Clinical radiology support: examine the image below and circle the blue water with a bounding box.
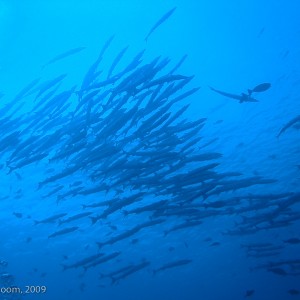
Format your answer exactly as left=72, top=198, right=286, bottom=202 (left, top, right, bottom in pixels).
left=0, top=1, right=299, bottom=299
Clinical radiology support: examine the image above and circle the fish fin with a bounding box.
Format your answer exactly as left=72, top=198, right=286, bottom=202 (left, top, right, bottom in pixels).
left=7, top=165, right=15, bottom=174
left=90, top=216, right=98, bottom=225
left=37, top=182, right=44, bottom=190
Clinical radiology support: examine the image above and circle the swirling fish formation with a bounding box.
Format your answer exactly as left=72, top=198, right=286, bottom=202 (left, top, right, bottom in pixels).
left=0, top=33, right=299, bottom=294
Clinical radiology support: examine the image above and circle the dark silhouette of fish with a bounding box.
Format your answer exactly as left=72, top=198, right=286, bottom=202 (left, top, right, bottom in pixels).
left=61, top=253, right=104, bottom=271
left=248, top=83, right=271, bottom=95
left=277, top=115, right=300, bottom=137
left=107, top=46, right=129, bottom=79
left=145, top=7, right=176, bottom=42
left=34, top=213, right=67, bottom=225
left=153, top=259, right=192, bottom=275
left=42, top=47, right=86, bottom=69
left=268, top=267, right=287, bottom=276
left=48, top=226, right=79, bottom=238
left=58, top=212, right=93, bottom=226
left=83, top=252, right=121, bottom=271
left=13, top=212, right=23, bottom=218
left=288, top=289, right=300, bottom=295
left=245, top=290, right=255, bottom=297
left=111, top=261, right=150, bottom=284
left=283, top=238, right=300, bottom=244
left=209, top=86, right=258, bottom=103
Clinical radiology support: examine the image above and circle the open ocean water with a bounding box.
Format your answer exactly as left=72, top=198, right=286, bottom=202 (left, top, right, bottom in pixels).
left=0, top=1, right=299, bottom=299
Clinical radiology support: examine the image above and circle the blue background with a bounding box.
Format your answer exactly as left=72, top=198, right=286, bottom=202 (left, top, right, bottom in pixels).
left=0, top=1, right=299, bottom=299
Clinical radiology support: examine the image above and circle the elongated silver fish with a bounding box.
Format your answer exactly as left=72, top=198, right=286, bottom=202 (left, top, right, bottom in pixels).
left=277, top=115, right=300, bottom=137
left=48, top=226, right=79, bottom=238
left=42, top=47, right=86, bottom=69
left=145, top=7, right=176, bottom=42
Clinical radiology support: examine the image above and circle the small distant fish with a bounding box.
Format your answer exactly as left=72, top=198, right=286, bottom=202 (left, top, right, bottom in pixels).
left=169, top=54, right=188, bottom=74
left=284, top=238, right=300, bottom=244
left=58, top=212, right=92, bottom=226
left=13, top=212, right=23, bottom=218
left=288, top=289, right=300, bottom=295
left=69, top=181, right=83, bottom=187
left=145, top=7, right=176, bottom=42
left=210, top=242, right=221, bottom=247
left=48, top=226, right=79, bottom=238
left=109, top=225, right=118, bottom=231
left=245, top=289, right=255, bottom=297
left=42, top=47, right=86, bottom=69
left=34, top=213, right=67, bottom=225
left=277, top=115, right=300, bottom=138
left=14, top=172, right=22, bottom=180
left=131, top=238, right=139, bottom=244
left=214, top=120, right=224, bottom=124
left=268, top=267, right=287, bottom=276
left=107, top=45, right=129, bottom=79
left=153, top=259, right=192, bottom=275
